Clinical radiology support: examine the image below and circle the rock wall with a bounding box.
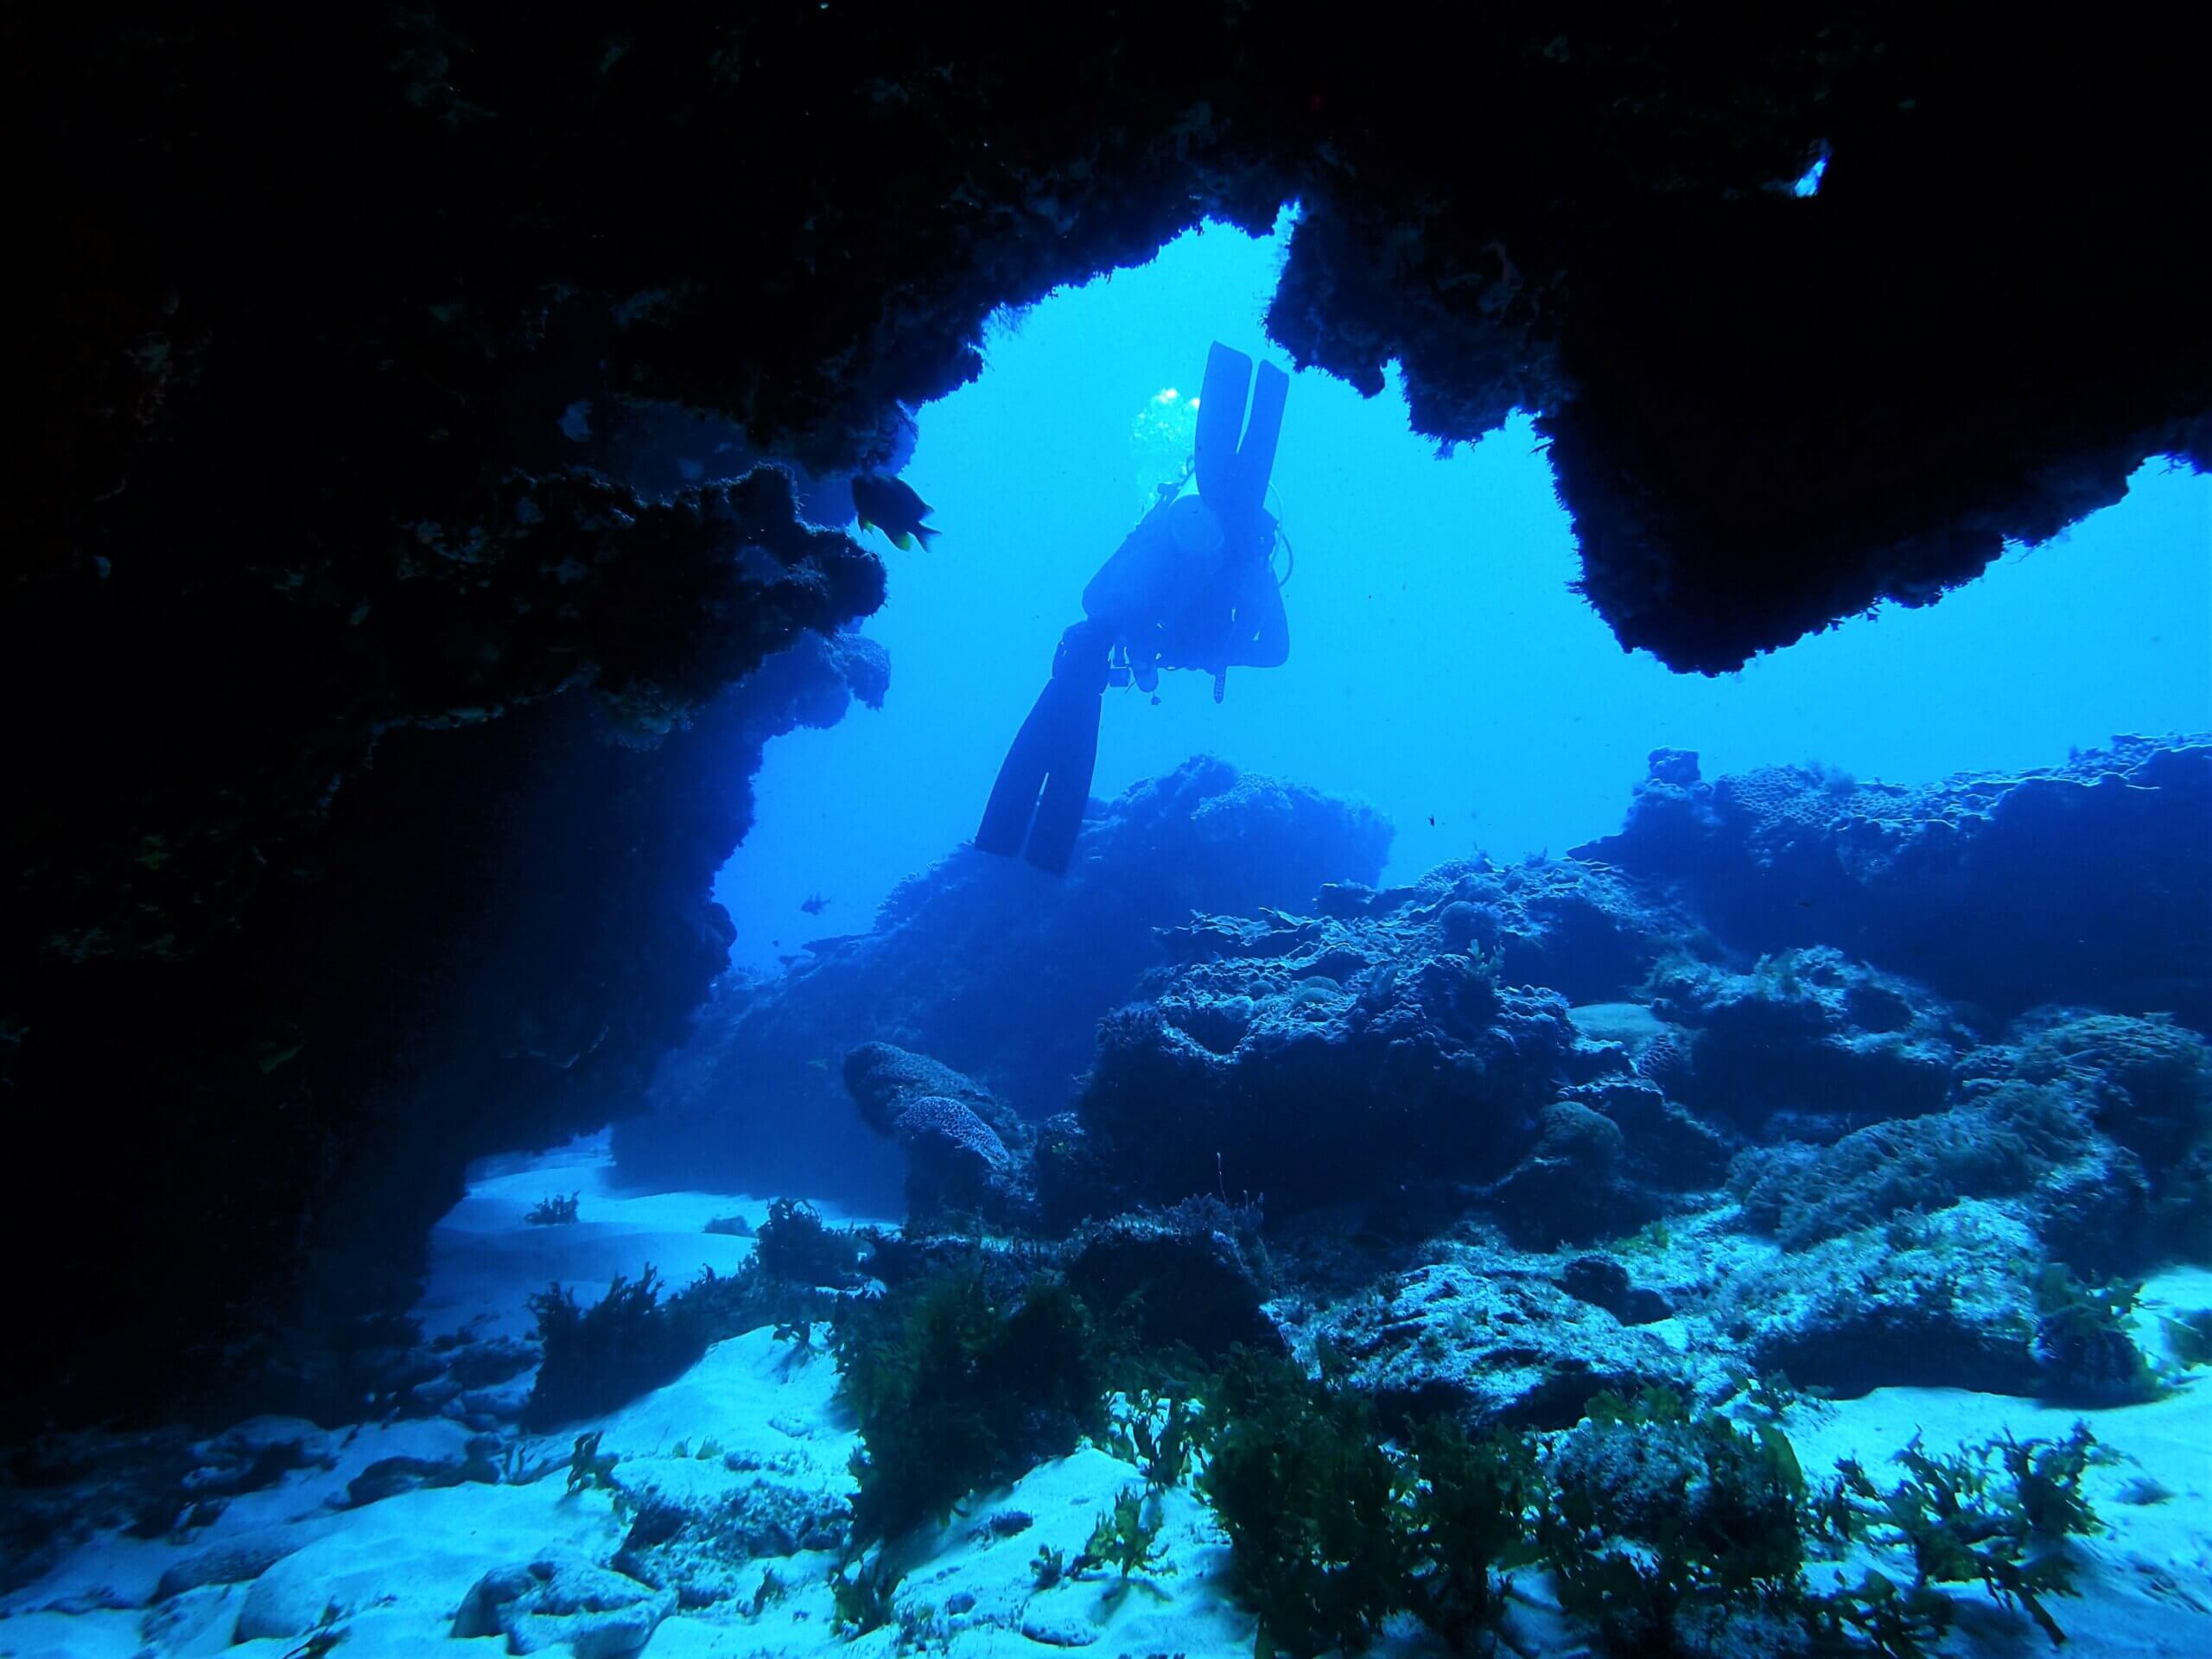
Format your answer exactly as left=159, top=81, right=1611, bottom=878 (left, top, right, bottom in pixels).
left=6, top=633, right=884, bottom=1434
left=11, top=4, right=2210, bottom=1426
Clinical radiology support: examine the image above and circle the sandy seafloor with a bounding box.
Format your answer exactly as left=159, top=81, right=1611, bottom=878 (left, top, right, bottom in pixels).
left=5, top=1140, right=2209, bottom=1659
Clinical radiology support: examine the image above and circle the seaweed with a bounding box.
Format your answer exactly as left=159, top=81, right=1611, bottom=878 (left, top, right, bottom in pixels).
left=2032, top=1265, right=2161, bottom=1404
left=1538, top=1390, right=2098, bottom=1653
left=1797, top=1571, right=1956, bottom=1659
left=1821, top=1422, right=2101, bottom=1647
left=524, top=1192, right=580, bottom=1226
left=835, top=1268, right=1104, bottom=1543
left=564, top=1430, right=619, bottom=1496
left=1031, top=1545, right=1066, bottom=1589
left=829, top=1556, right=899, bottom=1637
left=524, top=1261, right=827, bottom=1427
left=772, top=1319, right=820, bottom=1368
left=1102, top=1390, right=1205, bottom=1489
left=278, top=1622, right=346, bottom=1659
left=1535, top=1389, right=1808, bottom=1654
left=747, top=1567, right=790, bottom=1618
left=1077, top=1484, right=1169, bottom=1578
left=2158, top=1306, right=2212, bottom=1367
left=757, top=1197, right=864, bottom=1286
left=1402, top=1416, right=1538, bottom=1653
left=526, top=1271, right=700, bottom=1429
left=1198, top=1353, right=1539, bottom=1657
left=1198, top=1351, right=1410, bottom=1659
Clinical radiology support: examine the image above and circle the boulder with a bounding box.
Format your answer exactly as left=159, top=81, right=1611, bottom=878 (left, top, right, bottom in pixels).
left=1318, top=1249, right=1713, bottom=1427
left=453, top=1552, right=678, bottom=1657
left=1063, top=1204, right=1281, bottom=1357
left=845, top=1042, right=1038, bottom=1229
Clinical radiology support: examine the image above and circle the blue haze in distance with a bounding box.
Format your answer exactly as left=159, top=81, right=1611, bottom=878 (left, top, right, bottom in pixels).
left=718, top=215, right=2210, bottom=972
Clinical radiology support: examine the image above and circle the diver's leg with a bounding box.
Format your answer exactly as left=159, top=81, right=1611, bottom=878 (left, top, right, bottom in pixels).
left=1020, top=621, right=1112, bottom=874
left=976, top=684, right=1059, bottom=856
left=976, top=621, right=1112, bottom=864
left=1021, top=679, right=1103, bottom=875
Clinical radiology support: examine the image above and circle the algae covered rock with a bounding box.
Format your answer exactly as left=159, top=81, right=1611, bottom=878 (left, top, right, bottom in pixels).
left=1726, top=1201, right=2043, bottom=1397
left=1580, top=739, right=2212, bottom=1024
left=1649, top=946, right=1971, bottom=1133
left=845, top=1041, right=1038, bottom=1230
left=1063, top=1201, right=1281, bottom=1357
left=1729, top=1082, right=2101, bottom=1252
left=1318, top=1248, right=1707, bottom=1427
left=2015, top=1008, right=2212, bottom=1176
left=1482, top=1100, right=1655, bottom=1249
left=607, top=1452, right=851, bottom=1607
left=1073, top=908, right=1576, bottom=1219
left=453, top=1551, right=677, bottom=1656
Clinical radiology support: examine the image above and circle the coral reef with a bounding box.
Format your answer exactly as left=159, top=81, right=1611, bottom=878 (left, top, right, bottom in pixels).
left=619, top=759, right=1389, bottom=1205
left=1649, top=946, right=1973, bottom=1134
left=1068, top=909, right=1577, bottom=1219
left=844, top=1044, right=1039, bottom=1231
left=1583, top=739, right=2212, bottom=1023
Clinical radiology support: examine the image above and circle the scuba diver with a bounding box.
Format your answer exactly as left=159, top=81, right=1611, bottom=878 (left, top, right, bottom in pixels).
left=976, top=342, right=1291, bottom=874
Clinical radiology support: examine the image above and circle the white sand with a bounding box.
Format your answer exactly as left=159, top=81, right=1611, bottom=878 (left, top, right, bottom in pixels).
left=3, top=1145, right=2207, bottom=1659
left=419, top=1131, right=880, bottom=1342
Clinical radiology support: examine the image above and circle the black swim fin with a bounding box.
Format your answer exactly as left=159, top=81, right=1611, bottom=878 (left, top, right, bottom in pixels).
left=1195, top=342, right=1288, bottom=520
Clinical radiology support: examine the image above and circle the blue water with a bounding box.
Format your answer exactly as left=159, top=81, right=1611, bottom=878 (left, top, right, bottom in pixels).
left=720, top=213, right=2209, bottom=971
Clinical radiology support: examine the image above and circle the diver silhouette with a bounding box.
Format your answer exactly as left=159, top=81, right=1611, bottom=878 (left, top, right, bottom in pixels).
left=976, top=342, right=1290, bottom=874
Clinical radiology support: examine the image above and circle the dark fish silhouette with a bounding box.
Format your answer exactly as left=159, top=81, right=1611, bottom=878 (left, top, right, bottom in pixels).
left=850, top=473, right=938, bottom=550
left=800, top=892, right=830, bottom=916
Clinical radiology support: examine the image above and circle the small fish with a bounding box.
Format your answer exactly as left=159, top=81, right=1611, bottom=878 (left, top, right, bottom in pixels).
left=807, top=1058, right=830, bottom=1072
left=256, top=1039, right=305, bottom=1075
left=850, top=472, right=938, bottom=550
left=800, top=892, right=830, bottom=916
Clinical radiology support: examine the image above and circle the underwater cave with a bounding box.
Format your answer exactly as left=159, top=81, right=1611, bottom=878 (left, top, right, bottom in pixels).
left=6, top=8, right=2211, bottom=1656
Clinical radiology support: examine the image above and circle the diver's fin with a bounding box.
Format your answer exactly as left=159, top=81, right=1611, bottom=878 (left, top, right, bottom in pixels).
left=1195, top=343, right=1253, bottom=511
left=913, top=523, right=939, bottom=548
left=891, top=531, right=912, bottom=550
left=1239, top=361, right=1288, bottom=502
left=1194, top=341, right=1287, bottom=518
